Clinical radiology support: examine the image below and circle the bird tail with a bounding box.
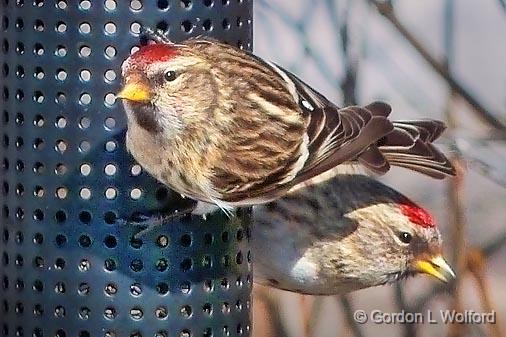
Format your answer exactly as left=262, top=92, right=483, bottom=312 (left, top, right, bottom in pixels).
left=357, top=108, right=456, bottom=179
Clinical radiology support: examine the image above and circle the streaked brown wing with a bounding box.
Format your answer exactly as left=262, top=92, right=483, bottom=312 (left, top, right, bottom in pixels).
left=377, top=120, right=456, bottom=178
left=211, top=61, right=395, bottom=204
left=281, top=69, right=394, bottom=186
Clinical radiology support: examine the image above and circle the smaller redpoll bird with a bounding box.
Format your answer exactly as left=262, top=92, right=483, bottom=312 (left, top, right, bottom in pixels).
left=252, top=173, right=455, bottom=295
left=117, top=38, right=455, bottom=215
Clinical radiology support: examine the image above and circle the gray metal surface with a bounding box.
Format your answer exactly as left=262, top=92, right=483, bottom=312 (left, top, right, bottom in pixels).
left=0, top=1, right=253, bottom=336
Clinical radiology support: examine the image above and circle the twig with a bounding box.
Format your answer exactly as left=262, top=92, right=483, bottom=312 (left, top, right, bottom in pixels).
left=253, top=287, right=291, bottom=337
left=323, top=0, right=343, bottom=74
left=338, top=296, right=366, bottom=337
left=324, top=0, right=362, bottom=106
left=446, top=102, right=468, bottom=337
left=300, top=295, right=314, bottom=337
left=411, top=282, right=453, bottom=315
left=257, top=0, right=340, bottom=87
left=308, top=297, right=324, bottom=335
left=497, top=0, right=506, bottom=11
left=394, top=284, right=418, bottom=337
left=336, top=0, right=359, bottom=106
left=454, top=137, right=506, bottom=189
left=467, top=248, right=503, bottom=337
left=442, top=3, right=468, bottom=333
left=482, top=231, right=506, bottom=257
left=367, top=0, right=506, bottom=132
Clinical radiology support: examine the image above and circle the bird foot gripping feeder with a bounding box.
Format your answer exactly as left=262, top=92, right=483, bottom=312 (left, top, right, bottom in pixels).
left=0, top=1, right=253, bottom=336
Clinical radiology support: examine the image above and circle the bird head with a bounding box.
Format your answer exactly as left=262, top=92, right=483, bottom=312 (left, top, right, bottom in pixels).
left=117, top=42, right=218, bottom=136
left=341, top=196, right=455, bottom=287
left=396, top=200, right=455, bottom=283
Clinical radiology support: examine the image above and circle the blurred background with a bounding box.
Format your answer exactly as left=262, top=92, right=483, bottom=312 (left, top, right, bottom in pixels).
left=251, top=1, right=506, bottom=336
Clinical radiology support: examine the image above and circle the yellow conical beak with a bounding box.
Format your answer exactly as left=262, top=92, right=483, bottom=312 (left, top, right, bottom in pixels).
left=116, top=83, right=151, bottom=103
left=414, top=255, right=456, bottom=283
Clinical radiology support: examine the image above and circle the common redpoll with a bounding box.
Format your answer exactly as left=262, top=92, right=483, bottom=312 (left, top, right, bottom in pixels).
left=117, top=38, right=455, bottom=214
left=252, top=172, right=455, bottom=295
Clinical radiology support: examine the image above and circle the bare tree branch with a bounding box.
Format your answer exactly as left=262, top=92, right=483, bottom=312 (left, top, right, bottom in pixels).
left=497, top=0, right=506, bottom=11
left=307, top=297, right=325, bottom=337
left=446, top=108, right=468, bottom=337
left=455, top=137, right=506, bottom=188
left=482, top=231, right=506, bottom=257
left=441, top=3, right=468, bottom=335
left=394, top=285, right=418, bottom=337
left=254, top=288, right=291, bottom=337
left=467, top=248, right=503, bottom=337
left=367, top=0, right=506, bottom=132
left=339, top=296, right=366, bottom=337
left=299, top=295, right=314, bottom=337
left=337, top=1, right=358, bottom=106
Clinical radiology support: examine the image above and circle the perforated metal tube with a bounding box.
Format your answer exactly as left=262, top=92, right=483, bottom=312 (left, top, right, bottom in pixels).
left=0, top=1, right=253, bottom=336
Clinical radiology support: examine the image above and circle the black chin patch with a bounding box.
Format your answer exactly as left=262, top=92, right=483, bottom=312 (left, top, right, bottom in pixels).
left=131, top=103, right=162, bottom=134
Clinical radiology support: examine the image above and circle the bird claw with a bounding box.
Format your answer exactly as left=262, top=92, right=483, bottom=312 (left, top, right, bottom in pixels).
left=128, top=212, right=179, bottom=239
left=129, top=213, right=156, bottom=225
left=113, top=213, right=163, bottom=238
left=120, top=204, right=196, bottom=239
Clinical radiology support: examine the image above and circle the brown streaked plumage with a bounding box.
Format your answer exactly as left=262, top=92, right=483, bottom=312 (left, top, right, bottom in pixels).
left=252, top=174, right=455, bottom=295
left=118, top=38, right=455, bottom=213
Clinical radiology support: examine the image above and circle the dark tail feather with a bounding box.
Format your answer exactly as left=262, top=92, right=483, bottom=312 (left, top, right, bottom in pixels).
left=359, top=119, right=456, bottom=179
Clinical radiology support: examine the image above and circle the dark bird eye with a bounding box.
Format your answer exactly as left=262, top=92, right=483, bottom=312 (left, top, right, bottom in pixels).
left=399, top=232, right=412, bottom=244
left=164, top=70, right=178, bottom=82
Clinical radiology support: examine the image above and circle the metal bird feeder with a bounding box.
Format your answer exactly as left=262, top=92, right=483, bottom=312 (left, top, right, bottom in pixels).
left=0, top=1, right=253, bottom=336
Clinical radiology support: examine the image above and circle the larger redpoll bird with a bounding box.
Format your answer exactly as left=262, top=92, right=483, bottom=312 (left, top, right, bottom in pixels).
left=118, top=38, right=455, bottom=213
left=252, top=173, right=455, bottom=295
